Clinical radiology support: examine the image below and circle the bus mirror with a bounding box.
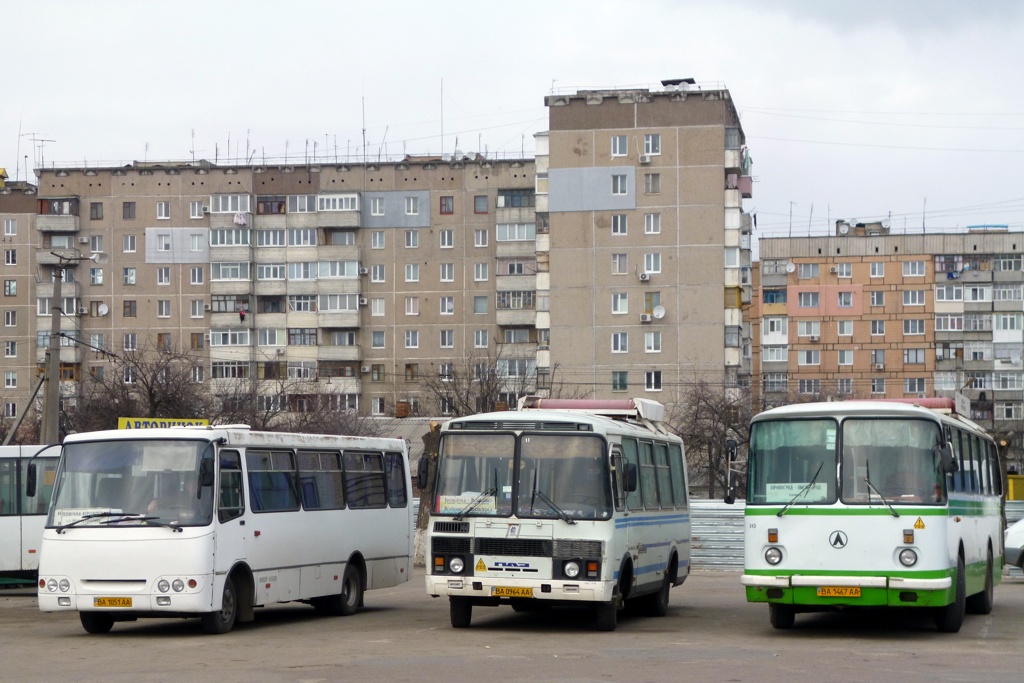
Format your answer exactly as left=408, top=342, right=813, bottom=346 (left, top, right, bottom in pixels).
left=724, top=493, right=735, bottom=505
left=622, top=463, right=638, bottom=493
left=725, top=439, right=738, bottom=462
left=199, top=458, right=215, bottom=487
left=417, top=456, right=430, bottom=491
left=25, top=463, right=37, bottom=498
left=937, top=444, right=958, bottom=474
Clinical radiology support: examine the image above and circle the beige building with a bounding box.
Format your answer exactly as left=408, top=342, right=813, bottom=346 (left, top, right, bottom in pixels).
left=1, top=81, right=754, bottom=434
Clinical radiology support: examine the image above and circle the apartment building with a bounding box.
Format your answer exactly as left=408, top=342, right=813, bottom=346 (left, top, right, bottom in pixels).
left=2, top=81, right=754, bottom=434
left=754, top=221, right=1024, bottom=465
left=0, top=179, right=37, bottom=424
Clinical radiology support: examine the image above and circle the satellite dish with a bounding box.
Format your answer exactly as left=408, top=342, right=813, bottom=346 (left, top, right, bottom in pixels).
left=785, top=262, right=796, bottom=273
left=652, top=305, right=666, bottom=319
left=838, top=223, right=849, bottom=235
left=97, top=303, right=109, bottom=316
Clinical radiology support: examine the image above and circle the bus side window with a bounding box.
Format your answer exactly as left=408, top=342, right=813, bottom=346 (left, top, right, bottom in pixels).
left=0, top=460, right=14, bottom=515
left=668, top=444, right=687, bottom=508
left=219, top=450, right=244, bottom=523
left=640, top=441, right=659, bottom=510
left=621, top=438, right=643, bottom=511
left=384, top=452, right=408, bottom=508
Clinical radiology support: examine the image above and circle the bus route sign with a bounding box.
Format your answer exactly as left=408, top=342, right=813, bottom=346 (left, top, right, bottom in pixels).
left=117, top=418, right=210, bottom=429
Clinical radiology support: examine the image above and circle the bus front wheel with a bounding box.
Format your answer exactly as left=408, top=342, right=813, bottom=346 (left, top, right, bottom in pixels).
left=769, top=603, right=795, bottom=629
left=595, top=601, right=617, bottom=631
left=201, top=577, right=238, bottom=634
left=934, top=556, right=966, bottom=633
left=80, top=612, right=115, bottom=634
left=450, top=597, right=472, bottom=628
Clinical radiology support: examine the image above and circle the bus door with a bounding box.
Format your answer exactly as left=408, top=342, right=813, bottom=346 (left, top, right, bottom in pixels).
left=0, top=455, right=19, bottom=573
left=212, top=449, right=249, bottom=585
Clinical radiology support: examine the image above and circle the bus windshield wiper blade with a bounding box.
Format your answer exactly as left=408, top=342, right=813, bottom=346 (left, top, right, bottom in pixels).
left=55, top=511, right=127, bottom=534
left=863, top=477, right=900, bottom=517
left=776, top=462, right=824, bottom=517
left=453, top=487, right=496, bottom=521
left=99, top=514, right=184, bottom=532
left=532, top=486, right=576, bottom=525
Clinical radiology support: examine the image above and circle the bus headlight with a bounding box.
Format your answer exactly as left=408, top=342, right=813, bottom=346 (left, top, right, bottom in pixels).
left=764, top=547, right=783, bottom=565
left=898, top=548, right=918, bottom=567
left=58, top=579, right=70, bottom=593
left=46, top=579, right=58, bottom=592
left=564, top=561, right=581, bottom=579
left=172, top=579, right=185, bottom=593
left=449, top=557, right=465, bottom=574
left=157, top=579, right=170, bottom=593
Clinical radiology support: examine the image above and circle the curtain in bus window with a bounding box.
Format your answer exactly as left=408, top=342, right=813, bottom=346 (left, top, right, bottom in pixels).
left=841, top=418, right=943, bottom=504
left=621, top=438, right=643, bottom=511
left=297, top=450, right=344, bottom=510
left=343, top=452, right=386, bottom=509
left=384, top=452, right=408, bottom=507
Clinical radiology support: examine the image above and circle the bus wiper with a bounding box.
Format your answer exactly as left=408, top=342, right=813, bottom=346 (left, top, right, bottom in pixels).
left=453, top=487, right=496, bottom=521
left=776, top=462, right=824, bottom=517
left=55, top=511, right=129, bottom=534
left=100, top=514, right=184, bottom=532
left=864, top=461, right=899, bottom=517
left=532, top=486, right=576, bottom=525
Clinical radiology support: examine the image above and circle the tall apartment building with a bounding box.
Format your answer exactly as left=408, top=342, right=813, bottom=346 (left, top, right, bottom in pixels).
left=0, top=180, right=37, bottom=423
left=754, top=221, right=1024, bottom=467
left=1, top=81, right=754, bottom=435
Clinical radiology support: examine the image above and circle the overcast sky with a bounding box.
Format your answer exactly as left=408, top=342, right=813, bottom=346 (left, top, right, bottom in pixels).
left=4, top=1, right=1024, bottom=241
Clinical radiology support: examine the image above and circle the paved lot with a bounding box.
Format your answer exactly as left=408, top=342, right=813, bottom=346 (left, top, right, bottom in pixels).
left=5, top=569, right=1024, bottom=683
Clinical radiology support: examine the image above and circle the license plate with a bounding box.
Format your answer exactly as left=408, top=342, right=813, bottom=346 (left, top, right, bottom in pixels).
left=492, top=586, right=533, bottom=598
left=93, top=597, right=132, bottom=608
left=817, top=586, right=861, bottom=598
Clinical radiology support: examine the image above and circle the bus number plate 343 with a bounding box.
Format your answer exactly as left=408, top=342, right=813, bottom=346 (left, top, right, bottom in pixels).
left=492, top=586, right=533, bottom=598
left=93, top=597, right=132, bottom=608
left=816, top=586, right=860, bottom=598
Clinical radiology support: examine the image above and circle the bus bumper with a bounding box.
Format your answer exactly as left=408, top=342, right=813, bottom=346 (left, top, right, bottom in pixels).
left=426, top=575, right=614, bottom=604
left=742, top=573, right=953, bottom=608
left=38, top=575, right=215, bottom=614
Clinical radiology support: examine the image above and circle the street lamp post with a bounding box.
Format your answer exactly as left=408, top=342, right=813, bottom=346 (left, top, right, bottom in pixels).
left=39, top=251, right=106, bottom=444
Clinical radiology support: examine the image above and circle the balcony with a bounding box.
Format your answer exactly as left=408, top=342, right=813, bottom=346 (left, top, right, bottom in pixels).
left=496, top=308, right=537, bottom=326
left=318, top=345, right=361, bottom=361
left=317, top=210, right=361, bottom=228
left=318, top=310, right=360, bottom=328
left=738, top=175, right=753, bottom=198
left=37, top=215, right=80, bottom=233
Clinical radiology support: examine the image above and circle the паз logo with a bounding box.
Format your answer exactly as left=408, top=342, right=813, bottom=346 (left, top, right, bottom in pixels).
left=829, top=530, right=848, bottom=548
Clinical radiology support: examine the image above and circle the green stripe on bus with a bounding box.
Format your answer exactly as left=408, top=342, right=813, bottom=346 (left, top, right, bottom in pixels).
left=744, top=507, right=949, bottom=517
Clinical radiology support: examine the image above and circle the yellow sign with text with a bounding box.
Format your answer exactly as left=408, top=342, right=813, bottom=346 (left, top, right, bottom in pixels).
left=117, top=418, right=210, bottom=429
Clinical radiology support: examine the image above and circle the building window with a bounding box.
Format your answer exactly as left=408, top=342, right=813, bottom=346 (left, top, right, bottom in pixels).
left=157, top=201, right=170, bottom=220
left=371, top=331, right=385, bottom=349
left=611, top=332, right=628, bottom=353
left=371, top=298, right=384, bottom=316
left=190, top=266, right=204, bottom=285
left=440, top=296, right=455, bottom=315
left=871, top=320, right=885, bottom=336
left=123, top=332, right=137, bottom=351
left=904, top=319, right=926, bottom=335
left=89, top=203, right=103, bottom=220
left=612, top=371, right=628, bottom=391
left=474, top=195, right=488, bottom=214
left=905, top=378, right=926, bottom=394
left=3, top=341, right=15, bottom=357
left=440, top=196, right=454, bottom=215
left=612, top=253, right=628, bottom=275
left=405, top=264, right=419, bottom=282
left=288, top=328, right=317, bottom=346
left=797, top=320, right=820, bottom=337
left=644, top=253, right=661, bottom=274
left=440, top=229, right=454, bottom=248
left=158, top=234, right=171, bottom=252
left=474, top=263, right=489, bottom=281
left=4, top=250, right=15, bottom=266
left=370, top=197, right=384, bottom=216
left=123, top=268, right=136, bottom=285
left=3, top=310, right=13, bottom=327
left=612, top=292, right=628, bottom=314
left=798, top=379, right=821, bottom=395
left=157, top=300, right=171, bottom=318
left=644, top=133, right=661, bottom=155
left=798, top=350, right=820, bottom=366
left=838, top=349, right=853, bottom=365
left=289, top=228, right=317, bottom=246
left=643, top=173, right=660, bottom=194
left=871, top=378, right=886, bottom=395
left=837, top=291, right=853, bottom=307
left=405, top=330, right=419, bottom=348
left=157, top=267, right=170, bottom=285
left=440, top=329, right=454, bottom=348
left=870, top=262, right=884, bottom=278
left=405, top=196, right=419, bottom=215
left=611, top=175, right=627, bottom=196
left=189, top=201, right=204, bottom=219
left=645, top=370, right=662, bottom=391
left=123, top=202, right=136, bottom=219
left=903, top=290, right=926, bottom=306
left=473, top=296, right=488, bottom=314
left=405, top=230, right=419, bottom=248
left=370, top=264, right=385, bottom=283
left=4, top=280, right=15, bottom=296
left=611, top=214, right=627, bottom=235
left=838, top=320, right=853, bottom=336
left=405, top=297, right=419, bottom=316
left=645, top=331, right=661, bottom=353
left=798, top=292, right=819, bottom=307
left=644, top=213, right=661, bottom=234
left=611, top=135, right=627, bottom=157
left=870, top=291, right=885, bottom=306
left=474, top=329, right=489, bottom=348
left=836, top=262, right=852, bottom=278
left=440, top=263, right=454, bottom=282
left=903, top=261, right=926, bottom=277
left=798, top=263, right=819, bottom=279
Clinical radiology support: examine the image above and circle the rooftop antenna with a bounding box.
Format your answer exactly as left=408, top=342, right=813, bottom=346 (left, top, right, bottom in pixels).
left=361, top=97, right=367, bottom=165
left=246, top=129, right=251, bottom=165
left=440, top=78, right=444, bottom=158
left=144, top=142, right=149, bottom=162
left=31, top=136, right=56, bottom=169
left=190, top=129, right=196, bottom=164
left=379, top=126, right=388, bottom=162
left=922, top=197, right=927, bottom=233
left=807, top=203, right=813, bottom=235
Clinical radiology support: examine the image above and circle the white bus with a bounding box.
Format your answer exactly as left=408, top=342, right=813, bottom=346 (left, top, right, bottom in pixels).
left=422, top=397, right=690, bottom=631
left=0, top=445, right=61, bottom=580
left=35, top=426, right=413, bottom=634
left=737, top=399, right=1003, bottom=632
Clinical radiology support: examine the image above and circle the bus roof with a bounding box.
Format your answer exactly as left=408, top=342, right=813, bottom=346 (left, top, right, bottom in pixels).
left=752, top=400, right=989, bottom=436
left=61, top=427, right=408, bottom=451
left=445, top=406, right=680, bottom=442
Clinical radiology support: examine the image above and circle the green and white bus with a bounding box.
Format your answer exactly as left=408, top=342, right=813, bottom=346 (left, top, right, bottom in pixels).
left=738, top=399, right=1002, bottom=632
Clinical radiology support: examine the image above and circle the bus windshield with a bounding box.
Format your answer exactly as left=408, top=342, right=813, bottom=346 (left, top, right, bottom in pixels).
left=840, top=418, right=945, bottom=505
left=435, top=433, right=611, bottom=520
left=748, top=419, right=837, bottom=505
left=48, top=439, right=215, bottom=527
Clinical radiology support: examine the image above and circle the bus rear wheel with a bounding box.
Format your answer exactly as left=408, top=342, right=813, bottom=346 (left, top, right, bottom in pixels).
left=934, top=556, right=966, bottom=633
left=201, top=576, right=237, bottom=634
left=769, top=603, right=795, bottom=629
left=80, top=612, right=115, bottom=634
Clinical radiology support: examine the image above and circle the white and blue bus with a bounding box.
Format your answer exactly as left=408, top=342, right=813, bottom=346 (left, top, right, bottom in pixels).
left=0, top=445, right=60, bottom=580
left=423, top=397, right=690, bottom=631
left=35, top=426, right=413, bottom=634
left=738, top=399, right=1003, bottom=632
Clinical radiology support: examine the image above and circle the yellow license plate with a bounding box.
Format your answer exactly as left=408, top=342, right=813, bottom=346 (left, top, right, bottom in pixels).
left=93, top=597, right=132, bottom=608
left=492, top=586, right=533, bottom=598
left=817, top=586, right=861, bottom=598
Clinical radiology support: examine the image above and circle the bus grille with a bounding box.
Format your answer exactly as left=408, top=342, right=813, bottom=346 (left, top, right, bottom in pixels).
left=433, top=521, right=470, bottom=534
left=475, top=538, right=552, bottom=557
left=432, top=537, right=471, bottom=554
left=553, top=540, right=603, bottom=559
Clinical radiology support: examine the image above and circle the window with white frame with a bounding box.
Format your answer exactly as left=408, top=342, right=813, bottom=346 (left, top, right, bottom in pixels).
left=644, top=253, right=661, bottom=273
left=611, top=175, right=627, bottom=195
left=904, top=378, right=926, bottom=394
left=611, top=135, right=627, bottom=156
left=474, top=263, right=488, bottom=281
left=644, top=213, right=661, bottom=234
left=3, top=219, right=15, bottom=236
left=612, top=214, right=627, bottom=235
left=404, top=196, right=419, bottom=215
left=837, top=291, right=853, bottom=308
left=474, top=229, right=488, bottom=247
left=190, top=300, right=204, bottom=318
left=157, top=234, right=171, bottom=252
left=371, top=231, right=385, bottom=249
left=3, top=311, right=13, bottom=327
left=156, top=201, right=170, bottom=220
left=318, top=260, right=359, bottom=278
left=903, top=319, right=925, bottom=335
left=123, top=333, right=137, bottom=351
left=762, top=373, right=787, bottom=392
left=317, top=194, right=358, bottom=212
left=257, top=263, right=285, bottom=280
left=440, top=296, right=454, bottom=315
left=257, top=229, right=286, bottom=247
left=123, top=268, right=136, bottom=285
left=935, top=314, right=963, bottom=331
left=90, top=268, right=103, bottom=286
left=798, top=379, right=821, bottom=395
left=838, top=378, right=853, bottom=395
left=871, top=320, right=885, bottom=336
left=404, top=297, right=419, bottom=316
left=370, top=197, right=384, bottom=216
left=440, top=229, right=453, bottom=248
left=474, top=296, right=488, bottom=314
left=90, top=235, right=103, bottom=253
left=371, top=264, right=385, bottom=283
left=645, top=370, right=662, bottom=391
left=289, top=228, right=317, bottom=246
left=210, top=194, right=251, bottom=213
left=189, top=201, right=203, bottom=219
left=4, top=371, right=16, bottom=388
left=210, top=328, right=251, bottom=346
left=440, top=263, right=454, bottom=282
left=496, top=223, right=535, bottom=241
left=288, top=262, right=316, bottom=280
left=612, top=292, right=628, bottom=314
left=318, top=294, right=358, bottom=311
left=123, top=234, right=136, bottom=253
left=405, top=330, right=419, bottom=348
left=645, top=331, right=661, bottom=353
left=797, top=320, right=820, bottom=337
left=904, top=348, right=926, bottom=364
left=157, top=300, right=171, bottom=318
left=798, top=292, right=819, bottom=307
left=870, top=290, right=885, bottom=306
left=611, top=253, right=628, bottom=275
left=763, top=346, right=787, bottom=362
left=190, top=266, right=204, bottom=285
left=405, top=264, right=419, bottom=282
left=798, top=350, right=820, bottom=366
left=935, top=284, right=963, bottom=301
left=157, top=267, right=170, bottom=285
left=798, top=263, right=819, bottom=279
left=838, top=320, right=853, bottom=336
left=903, top=290, right=926, bottom=306
left=3, top=341, right=14, bottom=357
left=440, top=329, right=454, bottom=348
left=838, top=349, right=853, bottom=365
left=644, top=173, right=660, bottom=194
left=995, top=283, right=1023, bottom=301
left=405, top=230, right=419, bottom=248
left=836, top=262, right=852, bottom=278
left=764, top=317, right=786, bottom=335
left=967, top=285, right=992, bottom=302
left=644, top=133, right=661, bottom=155
left=210, top=228, right=250, bottom=246
left=903, top=261, right=926, bottom=277
left=474, top=329, right=489, bottom=348
left=997, top=313, right=1023, bottom=331
left=612, top=332, right=628, bottom=353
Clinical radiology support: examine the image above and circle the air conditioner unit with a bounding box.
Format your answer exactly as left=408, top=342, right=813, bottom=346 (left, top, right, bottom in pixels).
left=640, top=313, right=653, bottom=323
left=77, top=306, right=88, bottom=316
left=358, top=297, right=368, bottom=306
left=202, top=206, right=209, bottom=214
left=809, top=336, right=819, bottom=343
left=639, top=272, right=650, bottom=281
left=639, top=155, right=652, bottom=165
left=874, top=363, right=885, bottom=371
left=829, top=266, right=837, bottom=274
left=203, top=303, right=212, bottom=311
left=203, top=333, right=211, bottom=341
left=358, top=267, right=369, bottom=275
left=361, top=366, right=371, bottom=374
left=78, top=237, right=90, bottom=244
left=275, top=348, right=285, bottom=356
